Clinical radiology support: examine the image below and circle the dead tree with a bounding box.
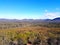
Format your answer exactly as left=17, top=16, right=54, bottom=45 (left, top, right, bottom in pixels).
left=56, top=38, right=60, bottom=45
left=33, top=36, right=41, bottom=45
left=9, top=38, right=14, bottom=45
left=17, top=38, right=23, bottom=45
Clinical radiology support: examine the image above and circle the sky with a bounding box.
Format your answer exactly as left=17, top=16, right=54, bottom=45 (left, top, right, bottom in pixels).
left=0, top=0, right=60, bottom=19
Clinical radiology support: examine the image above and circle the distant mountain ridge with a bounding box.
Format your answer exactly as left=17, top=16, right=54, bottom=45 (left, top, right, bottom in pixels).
left=0, top=17, right=60, bottom=23
left=51, top=17, right=60, bottom=23
left=53, top=17, right=60, bottom=20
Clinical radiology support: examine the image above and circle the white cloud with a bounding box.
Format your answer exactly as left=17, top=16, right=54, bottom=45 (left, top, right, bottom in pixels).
left=44, top=12, right=60, bottom=19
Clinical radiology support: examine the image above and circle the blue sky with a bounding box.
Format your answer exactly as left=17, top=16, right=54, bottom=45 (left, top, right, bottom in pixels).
left=0, top=0, right=60, bottom=19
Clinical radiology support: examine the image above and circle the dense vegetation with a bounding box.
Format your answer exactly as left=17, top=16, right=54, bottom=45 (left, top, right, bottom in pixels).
left=0, top=19, right=60, bottom=45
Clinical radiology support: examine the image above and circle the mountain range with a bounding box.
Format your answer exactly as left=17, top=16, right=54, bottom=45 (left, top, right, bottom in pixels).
left=0, top=17, right=60, bottom=23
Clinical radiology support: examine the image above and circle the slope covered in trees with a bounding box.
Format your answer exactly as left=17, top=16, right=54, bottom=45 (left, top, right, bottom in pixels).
left=0, top=17, right=60, bottom=45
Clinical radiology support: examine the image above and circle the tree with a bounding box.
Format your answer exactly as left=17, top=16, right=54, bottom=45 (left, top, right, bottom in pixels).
left=33, top=36, right=41, bottom=45
left=9, top=38, right=14, bottom=45
left=17, top=38, right=23, bottom=45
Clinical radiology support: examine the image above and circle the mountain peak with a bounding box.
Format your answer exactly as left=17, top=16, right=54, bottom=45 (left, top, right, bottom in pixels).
left=53, top=17, right=60, bottom=20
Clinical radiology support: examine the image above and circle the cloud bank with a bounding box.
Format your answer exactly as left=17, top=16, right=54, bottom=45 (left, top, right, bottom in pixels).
left=43, top=10, right=60, bottom=19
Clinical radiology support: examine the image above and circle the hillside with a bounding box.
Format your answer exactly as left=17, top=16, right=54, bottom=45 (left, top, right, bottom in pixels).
left=0, top=17, right=60, bottom=45
left=0, top=17, right=60, bottom=29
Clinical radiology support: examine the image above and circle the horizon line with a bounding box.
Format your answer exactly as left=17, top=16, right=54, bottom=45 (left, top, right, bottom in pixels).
left=0, top=17, right=60, bottom=20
